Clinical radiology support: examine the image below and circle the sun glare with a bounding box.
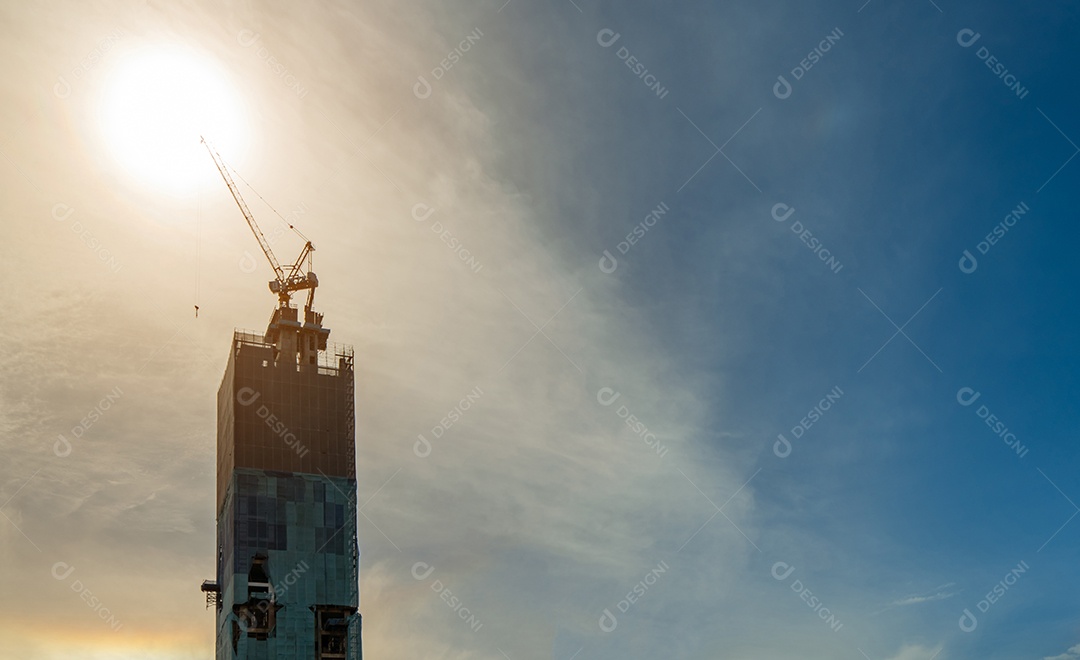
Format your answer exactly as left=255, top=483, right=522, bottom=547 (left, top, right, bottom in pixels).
left=99, top=46, right=249, bottom=196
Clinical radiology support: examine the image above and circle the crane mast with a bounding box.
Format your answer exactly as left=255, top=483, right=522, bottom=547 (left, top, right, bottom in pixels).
left=202, top=137, right=329, bottom=367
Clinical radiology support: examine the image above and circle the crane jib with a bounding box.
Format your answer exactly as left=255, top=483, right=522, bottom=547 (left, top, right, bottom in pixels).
left=201, top=136, right=318, bottom=309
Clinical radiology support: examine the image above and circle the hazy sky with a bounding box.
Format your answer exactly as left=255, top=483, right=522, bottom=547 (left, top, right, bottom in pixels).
left=2, top=1, right=1080, bottom=658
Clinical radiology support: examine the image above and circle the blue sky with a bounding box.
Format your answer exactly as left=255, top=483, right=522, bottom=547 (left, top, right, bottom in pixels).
left=1, top=0, right=1079, bottom=658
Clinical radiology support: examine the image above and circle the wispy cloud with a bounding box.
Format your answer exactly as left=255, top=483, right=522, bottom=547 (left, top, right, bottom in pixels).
left=889, top=583, right=958, bottom=607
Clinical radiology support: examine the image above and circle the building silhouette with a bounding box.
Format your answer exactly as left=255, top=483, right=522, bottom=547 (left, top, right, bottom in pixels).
left=203, top=312, right=361, bottom=659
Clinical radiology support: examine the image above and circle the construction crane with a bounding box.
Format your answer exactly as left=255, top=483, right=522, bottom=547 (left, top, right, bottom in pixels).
left=202, top=137, right=329, bottom=366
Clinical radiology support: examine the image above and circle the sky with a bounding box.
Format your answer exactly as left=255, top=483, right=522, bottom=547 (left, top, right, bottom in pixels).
left=1, top=0, right=1079, bottom=658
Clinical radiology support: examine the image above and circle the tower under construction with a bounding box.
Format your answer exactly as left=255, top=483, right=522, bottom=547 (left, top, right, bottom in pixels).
left=201, top=140, right=362, bottom=659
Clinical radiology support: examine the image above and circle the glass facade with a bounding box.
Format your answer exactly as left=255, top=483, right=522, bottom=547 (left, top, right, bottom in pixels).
left=216, top=469, right=360, bottom=659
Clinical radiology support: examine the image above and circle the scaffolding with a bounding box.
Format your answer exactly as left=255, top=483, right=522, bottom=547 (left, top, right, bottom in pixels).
left=232, top=329, right=354, bottom=376
left=343, top=349, right=360, bottom=657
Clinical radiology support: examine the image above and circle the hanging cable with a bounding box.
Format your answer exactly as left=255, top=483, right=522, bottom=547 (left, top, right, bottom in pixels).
left=228, top=163, right=309, bottom=242
left=194, top=188, right=201, bottom=317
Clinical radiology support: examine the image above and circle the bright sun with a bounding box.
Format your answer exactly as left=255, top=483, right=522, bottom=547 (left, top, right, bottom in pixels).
left=99, top=46, right=249, bottom=195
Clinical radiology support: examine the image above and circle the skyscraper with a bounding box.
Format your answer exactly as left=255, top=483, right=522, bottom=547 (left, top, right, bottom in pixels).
left=202, top=306, right=361, bottom=659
